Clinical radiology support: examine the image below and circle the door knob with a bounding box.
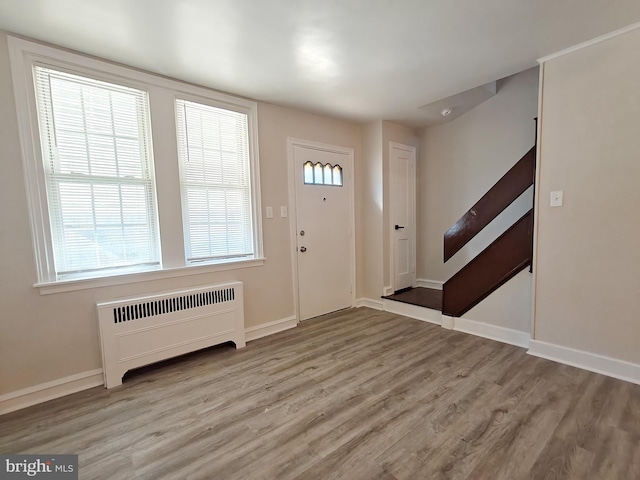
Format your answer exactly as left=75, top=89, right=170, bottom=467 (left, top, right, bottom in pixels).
left=300, top=246, right=307, bottom=252
left=395, top=225, right=405, bottom=230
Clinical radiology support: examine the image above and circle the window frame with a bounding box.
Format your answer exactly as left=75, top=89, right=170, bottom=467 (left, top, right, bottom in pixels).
left=33, top=65, right=162, bottom=280
left=174, top=95, right=260, bottom=265
left=8, top=36, right=264, bottom=293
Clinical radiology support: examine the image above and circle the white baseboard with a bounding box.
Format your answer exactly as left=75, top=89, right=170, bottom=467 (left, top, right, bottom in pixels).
left=528, top=340, right=640, bottom=386
left=245, top=315, right=298, bottom=342
left=356, top=297, right=441, bottom=325
left=441, top=315, right=454, bottom=330
left=415, top=278, right=444, bottom=290
left=0, top=369, right=104, bottom=416
left=455, top=317, right=530, bottom=348
left=382, top=299, right=441, bottom=325
left=356, top=298, right=529, bottom=349
left=383, top=286, right=394, bottom=296
left=355, top=298, right=384, bottom=310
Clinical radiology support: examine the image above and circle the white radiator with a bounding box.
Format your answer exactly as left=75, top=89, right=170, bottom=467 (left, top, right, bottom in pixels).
left=97, top=281, right=245, bottom=388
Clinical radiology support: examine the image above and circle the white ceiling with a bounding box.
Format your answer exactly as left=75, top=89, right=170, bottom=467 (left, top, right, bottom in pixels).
left=1, top=0, right=640, bottom=126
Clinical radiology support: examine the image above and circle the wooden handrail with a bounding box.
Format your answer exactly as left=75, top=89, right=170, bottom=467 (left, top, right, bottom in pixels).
left=442, top=209, right=533, bottom=318
left=443, top=146, right=535, bottom=262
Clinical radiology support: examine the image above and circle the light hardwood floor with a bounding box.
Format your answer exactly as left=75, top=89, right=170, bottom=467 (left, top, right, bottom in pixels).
left=2, top=308, right=639, bottom=479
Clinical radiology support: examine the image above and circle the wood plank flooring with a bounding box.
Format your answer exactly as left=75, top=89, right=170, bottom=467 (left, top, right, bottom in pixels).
left=1, top=308, right=639, bottom=479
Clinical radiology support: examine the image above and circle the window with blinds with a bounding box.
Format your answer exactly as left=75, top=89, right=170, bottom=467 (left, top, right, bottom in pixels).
left=175, top=99, right=255, bottom=263
left=11, top=38, right=263, bottom=287
left=33, top=66, right=160, bottom=279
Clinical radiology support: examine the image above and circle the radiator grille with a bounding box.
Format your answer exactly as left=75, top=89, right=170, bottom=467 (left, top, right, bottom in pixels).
left=113, top=287, right=235, bottom=324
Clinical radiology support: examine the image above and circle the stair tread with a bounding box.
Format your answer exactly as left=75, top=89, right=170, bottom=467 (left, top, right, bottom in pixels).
left=383, top=287, right=442, bottom=311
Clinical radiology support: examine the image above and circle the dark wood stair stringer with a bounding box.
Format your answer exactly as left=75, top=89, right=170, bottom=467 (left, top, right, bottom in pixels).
left=443, top=146, right=536, bottom=262
left=442, top=209, right=533, bottom=318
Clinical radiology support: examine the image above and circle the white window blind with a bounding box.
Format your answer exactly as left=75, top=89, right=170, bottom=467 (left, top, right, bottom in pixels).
left=34, top=66, right=160, bottom=279
left=176, top=99, right=254, bottom=263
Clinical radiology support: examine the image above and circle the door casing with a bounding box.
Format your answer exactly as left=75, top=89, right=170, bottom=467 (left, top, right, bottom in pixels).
left=389, top=141, right=417, bottom=292
left=287, top=137, right=356, bottom=321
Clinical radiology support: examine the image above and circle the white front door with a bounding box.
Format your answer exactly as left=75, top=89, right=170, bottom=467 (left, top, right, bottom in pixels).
left=291, top=140, right=354, bottom=320
left=390, top=142, right=416, bottom=291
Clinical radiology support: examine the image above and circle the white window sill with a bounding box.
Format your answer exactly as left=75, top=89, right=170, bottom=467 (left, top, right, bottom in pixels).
left=34, top=258, right=266, bottom=295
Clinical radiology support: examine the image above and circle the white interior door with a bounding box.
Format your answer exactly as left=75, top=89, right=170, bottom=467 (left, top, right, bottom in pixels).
left=292, top=141, right=353, bottom=320
left=390, top=142, right=416, bottom=292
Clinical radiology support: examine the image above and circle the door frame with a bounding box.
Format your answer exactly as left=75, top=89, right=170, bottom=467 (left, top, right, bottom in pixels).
left=287, top=137, right=356, bottom=321
left=388, top=141, right=417, bottom=292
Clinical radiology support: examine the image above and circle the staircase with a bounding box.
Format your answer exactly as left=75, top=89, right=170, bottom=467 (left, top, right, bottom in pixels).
left=442, top=139, right=536, bottom=317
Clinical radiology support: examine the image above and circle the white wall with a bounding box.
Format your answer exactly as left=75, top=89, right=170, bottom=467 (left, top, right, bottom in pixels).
left=0, top=31, right=363, bottom=396
left=359, top=121, right=384, bottom=299
left=358, top=121, right=419, bottom=299
left=418, top=67, right=539, bottom=331
left=534, top=26, right=640, bottom=366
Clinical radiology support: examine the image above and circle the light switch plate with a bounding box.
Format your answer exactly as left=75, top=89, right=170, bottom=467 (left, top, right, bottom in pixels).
left=550, top=191, right=563, bottom=207
left=265, top=206, right=273, bottom=219
left=280, top=206, right=288, bottom=218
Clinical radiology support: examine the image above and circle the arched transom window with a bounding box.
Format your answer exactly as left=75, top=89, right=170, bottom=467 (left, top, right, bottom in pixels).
left=303, top=161, right=343, bottom=186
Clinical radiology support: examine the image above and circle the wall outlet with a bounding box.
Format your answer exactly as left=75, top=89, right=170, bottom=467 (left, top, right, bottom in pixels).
left=550, top=190, right=564, bottom=207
